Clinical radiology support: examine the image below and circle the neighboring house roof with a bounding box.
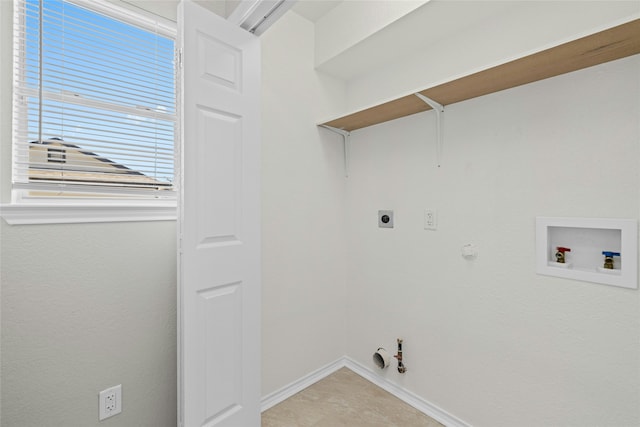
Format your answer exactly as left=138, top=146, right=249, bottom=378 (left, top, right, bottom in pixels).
left=28, top=138, right=171, bottom=188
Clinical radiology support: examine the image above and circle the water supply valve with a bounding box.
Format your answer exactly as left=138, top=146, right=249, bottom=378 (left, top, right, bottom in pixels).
left=394, top=338, right=407, bottom=374
left=555, top=247, right=571, bottom=264
left=602, top=251, right=621, bottom=269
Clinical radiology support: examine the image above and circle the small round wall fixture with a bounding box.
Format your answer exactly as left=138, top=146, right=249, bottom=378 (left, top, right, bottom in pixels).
left=373, top=347, right=390, bottom=369
left=462, top=243, right=479, bottom=259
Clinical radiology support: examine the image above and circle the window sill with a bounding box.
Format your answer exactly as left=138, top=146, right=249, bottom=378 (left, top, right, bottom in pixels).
left=0, top=203, right=177, bottom=225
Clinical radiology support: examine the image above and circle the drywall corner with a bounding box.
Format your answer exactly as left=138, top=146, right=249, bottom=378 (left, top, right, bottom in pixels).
left=314, top=0, right=427, bottom=69
left=260, top=9, right=348, bottom=397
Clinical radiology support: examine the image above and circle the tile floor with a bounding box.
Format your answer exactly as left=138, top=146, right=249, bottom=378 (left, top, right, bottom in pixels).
left=261, top=368, right=445, bottom=427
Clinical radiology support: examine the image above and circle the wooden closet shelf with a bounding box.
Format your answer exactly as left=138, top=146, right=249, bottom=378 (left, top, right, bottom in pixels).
left=320, top=19, right=640, bottom=132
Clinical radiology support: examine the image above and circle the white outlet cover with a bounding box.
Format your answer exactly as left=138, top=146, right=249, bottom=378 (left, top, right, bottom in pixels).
left=424, top=209, right=437, bottom=230
left=99, top=384, right=122, bottom=420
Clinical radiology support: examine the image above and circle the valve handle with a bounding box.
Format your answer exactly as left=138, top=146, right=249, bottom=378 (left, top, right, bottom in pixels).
left=602, top=251, right=621, bottom=257
left=556, top=247, right=571, bottom=253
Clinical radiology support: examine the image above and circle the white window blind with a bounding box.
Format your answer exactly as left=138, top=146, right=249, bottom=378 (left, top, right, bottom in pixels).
left=12, top=0, right=177, bottom=201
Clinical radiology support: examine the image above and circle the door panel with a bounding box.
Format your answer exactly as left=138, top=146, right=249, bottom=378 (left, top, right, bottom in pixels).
left=179, top=1, right=261, bottom=426
left=195, top=106, right=242, bottom=245
left=197, top=34, right=242, bottom=91
left=198, top=282, right=243, bottom=423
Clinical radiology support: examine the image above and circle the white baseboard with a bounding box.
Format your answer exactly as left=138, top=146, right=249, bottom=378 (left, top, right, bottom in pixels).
left=260, top=357, right=346, bottom=412
left=343, top=357, right=471, bottom=427
left=261, top=356, right=471, bottom=427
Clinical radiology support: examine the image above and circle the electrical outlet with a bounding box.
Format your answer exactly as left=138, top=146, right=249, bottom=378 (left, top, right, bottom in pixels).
left=424, top=209, right=437, bottom=230
left=99, top=385, right=122, bottom=420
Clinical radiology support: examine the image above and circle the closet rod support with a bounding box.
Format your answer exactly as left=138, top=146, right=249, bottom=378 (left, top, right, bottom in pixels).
left=414, top=93, right=445, bottom=167
left=319, top=125, right=351, bottom=178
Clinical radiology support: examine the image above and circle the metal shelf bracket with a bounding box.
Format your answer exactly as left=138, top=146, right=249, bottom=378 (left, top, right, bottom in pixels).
left=319, top=125, right=351, bottom=177
left=415, top=93, right=445, bottom=167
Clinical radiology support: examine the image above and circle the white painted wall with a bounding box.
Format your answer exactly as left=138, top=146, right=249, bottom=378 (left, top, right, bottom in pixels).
left=0, top=1, right=176, bottom=425
left=344, top=55, right=640, bottom=426
left=264, top=4, right=640, bottom=425
left=0, top=1, right=347, bottom=423
left=314, top=0, right=427, bottom=67
left=0, top=221, right=177, bottom=426
left=0, top=3, right=6, bottom=421
left=260, top=10, right=349, bottom=396
left=3, top=0, right=639, bottom=425
left=343, top=1, right=640, bottom=113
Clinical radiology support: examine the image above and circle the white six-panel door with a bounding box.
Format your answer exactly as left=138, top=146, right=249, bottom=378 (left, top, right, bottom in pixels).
left=178, top=1, right=261, bottom=425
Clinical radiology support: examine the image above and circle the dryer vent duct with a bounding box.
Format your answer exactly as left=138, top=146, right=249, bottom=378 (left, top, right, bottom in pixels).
left=373, top=347, right=390, bottom=369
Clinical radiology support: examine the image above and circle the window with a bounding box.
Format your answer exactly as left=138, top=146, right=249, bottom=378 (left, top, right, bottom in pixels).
left=11, top=0, right=177, bottom=213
